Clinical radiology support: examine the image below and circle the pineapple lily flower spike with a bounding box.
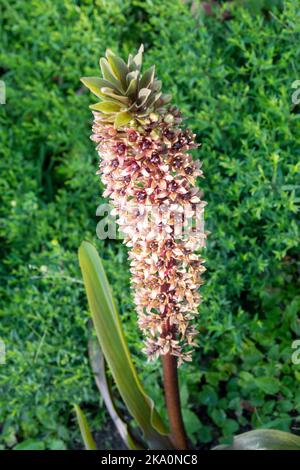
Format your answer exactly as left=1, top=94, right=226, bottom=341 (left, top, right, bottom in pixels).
left=78, top=46, right=300, bottom=452
left=80, top=45, right=207, bottom=449
left=81, top=45, right=207, bottom=364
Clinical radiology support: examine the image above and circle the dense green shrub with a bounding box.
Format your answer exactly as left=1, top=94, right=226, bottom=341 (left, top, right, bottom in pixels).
left=0, top=0, right=299, bottom=449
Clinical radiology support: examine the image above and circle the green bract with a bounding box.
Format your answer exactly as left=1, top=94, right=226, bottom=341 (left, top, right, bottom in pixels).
left=81, top=45, right=172, bottom=128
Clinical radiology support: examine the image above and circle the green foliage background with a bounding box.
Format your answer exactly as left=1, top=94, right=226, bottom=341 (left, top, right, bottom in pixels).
left=0, top=0, right=299, bottom=450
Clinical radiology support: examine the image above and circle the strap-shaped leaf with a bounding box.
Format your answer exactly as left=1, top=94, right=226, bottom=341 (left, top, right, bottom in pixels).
left=88, top=337, right=145, bottom=450
left=78, top=241, right=173, bottom=450
left=213, top=429, right=300, bottom=450
left=74, top=404, right=97, bottom=450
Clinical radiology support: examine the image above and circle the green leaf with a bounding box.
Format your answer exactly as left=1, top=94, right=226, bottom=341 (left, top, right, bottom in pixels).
left=140, top=65, right=155, bottom=89
left=106, top=49, right=128, bottom=89
left=182, top=409, right=202, bottom=435
left=222, top=419, right=239, bottom=437
left=198, top=426, right=213, bottom=444
left=126, top=78, right=138, bottom=97
left=89, top=101, right=122, bottom=114
left=74, top=404, right=97, bottom=450
left=254, top=377, right=280, bottom=395
left=261, top=417, right=292, bottom=432
left=114, top=111, right=132, bottom=129
left=78, top=241, right=173, bottom=450
left=14, top=440, right=45, bottom=450
left=211, top=408, right=226, bottom=427
left=136, top=88, right=151, bottom=108
left=145, top=91, right=162, bottom=110
left=130, top=44, right=144, bottom=71
left=80, top=77, right=105, bottom=98
left=199, top=385, right=218, bottom=407
left=101, top=88, right=129, bottom=105
left=99, top=58, right=124, bottom=92
left=160, top=93, right=172, bottom=105
left=46, top=439, right=67, bottom=450
left=88, top=337, right=145, bottom=450
left=213, top=429, right=300, bottom=450
left=152, top=80, right=162, bottom=92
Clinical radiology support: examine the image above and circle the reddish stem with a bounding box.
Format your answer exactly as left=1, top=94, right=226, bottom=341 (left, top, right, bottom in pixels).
left=162, top=353, right=188, bottom=450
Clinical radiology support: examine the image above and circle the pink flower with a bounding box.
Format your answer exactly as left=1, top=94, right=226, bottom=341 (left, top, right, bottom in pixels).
left=91, top=111, right=206, bottom=365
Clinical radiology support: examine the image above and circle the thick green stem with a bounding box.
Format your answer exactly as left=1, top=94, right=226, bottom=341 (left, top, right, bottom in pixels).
left=162, top=353, right=188, bottom=450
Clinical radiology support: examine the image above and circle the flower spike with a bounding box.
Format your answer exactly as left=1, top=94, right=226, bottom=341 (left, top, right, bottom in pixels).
left=81, top=46, right=206, bottom=365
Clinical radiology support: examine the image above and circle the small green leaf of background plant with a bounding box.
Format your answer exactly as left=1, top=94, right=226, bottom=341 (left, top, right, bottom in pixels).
left=13, top=439, right=46, bottom=451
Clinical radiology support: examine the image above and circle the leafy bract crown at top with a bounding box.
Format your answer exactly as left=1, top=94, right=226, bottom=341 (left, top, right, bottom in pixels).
left=81, top=45, right=172, bottom=129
